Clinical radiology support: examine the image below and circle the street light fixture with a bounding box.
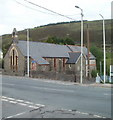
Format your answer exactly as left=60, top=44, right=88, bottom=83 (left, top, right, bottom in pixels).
left=75, top=6, right=84, bottom=84
left=99, top=14, right=106, bottom=84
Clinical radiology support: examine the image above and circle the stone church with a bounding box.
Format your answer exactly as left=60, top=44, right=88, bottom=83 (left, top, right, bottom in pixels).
left=4, top=29, right=96, bottom=82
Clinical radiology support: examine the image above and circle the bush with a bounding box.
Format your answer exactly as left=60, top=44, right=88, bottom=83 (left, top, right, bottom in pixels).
left=91, top=70, right=98, bottom=78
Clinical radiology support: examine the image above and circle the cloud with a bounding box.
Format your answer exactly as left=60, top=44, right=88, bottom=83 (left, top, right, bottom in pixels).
left=0, top=0, right=112, bottom=35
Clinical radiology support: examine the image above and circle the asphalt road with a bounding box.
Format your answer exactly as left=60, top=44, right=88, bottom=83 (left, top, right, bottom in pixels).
left=1, top=75, right=112, bottom=118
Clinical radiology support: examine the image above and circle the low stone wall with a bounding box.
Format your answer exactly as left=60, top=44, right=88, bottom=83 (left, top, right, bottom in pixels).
left=30, top=71, right=80, bottom=82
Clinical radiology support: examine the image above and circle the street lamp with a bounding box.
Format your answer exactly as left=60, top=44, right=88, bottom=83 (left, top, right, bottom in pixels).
left=75, top=6, right=84, bottom=84
left=27, top=29, right=30, bottom=77
left=99, top=14, right=106, bottom=84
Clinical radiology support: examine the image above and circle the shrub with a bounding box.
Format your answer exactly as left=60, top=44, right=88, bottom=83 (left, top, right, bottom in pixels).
left=91, top=70, right=98, bottom=78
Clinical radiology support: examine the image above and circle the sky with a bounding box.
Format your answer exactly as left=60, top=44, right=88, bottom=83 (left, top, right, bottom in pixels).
left=0, top=0, right=112, bottom=35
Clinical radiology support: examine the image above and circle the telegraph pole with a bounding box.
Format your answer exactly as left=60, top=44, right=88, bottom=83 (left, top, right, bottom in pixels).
left=87, top=23, right=90, bottom=79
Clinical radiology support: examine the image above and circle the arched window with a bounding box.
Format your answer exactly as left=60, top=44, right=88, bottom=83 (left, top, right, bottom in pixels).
left=10, top=47, right=18, bottom=71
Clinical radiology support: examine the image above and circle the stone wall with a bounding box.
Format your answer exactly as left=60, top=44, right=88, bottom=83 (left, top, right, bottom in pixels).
left=30, top=71, right=80, bottom=82
left=4, top=43, right=26, bottom=76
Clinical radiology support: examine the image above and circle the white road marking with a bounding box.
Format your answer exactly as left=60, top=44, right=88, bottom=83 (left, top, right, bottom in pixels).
left=6, top=111, right=26, bottom=118
left=9, top=101, right=17, bottom=104
left=1, top=96, right=45, bottom=109
left=35, top=104, right=45, bottom=107
left=2, top=99, right=8, bottom=102
left=28, top=105, right=39, bottom=109
left=18, top=103, right=27, bottom=106
left=24, top=101, right=33, bottom=104
left=62, top=108, right=106, bottom=118
left=16, top=99, right=24, bottom=102
left=93, top=114, right=102, bottom=118
left=7, top=97, right=15, bottom=100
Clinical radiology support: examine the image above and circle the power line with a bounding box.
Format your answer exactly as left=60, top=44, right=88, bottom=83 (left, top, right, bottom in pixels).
left=24, top=0, right=76, bottom=21
left=15, top=0, right=55, bottom=15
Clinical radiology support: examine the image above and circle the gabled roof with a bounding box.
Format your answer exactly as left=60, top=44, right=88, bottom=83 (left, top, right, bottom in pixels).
left=67, top=45, right=96, bottom=60
left=16, top=40, right=70, bottom=64
left=66, top=52, right=81, bottom=64
left=15, top=40, right=96, bottom=65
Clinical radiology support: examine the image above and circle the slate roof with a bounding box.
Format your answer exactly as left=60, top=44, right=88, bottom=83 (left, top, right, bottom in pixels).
left=67, top=45, right=96, bottom=60
left=17, top=41, right=70, bottom=64
left=16, top=40, right=96, bottom=65
left=66, top=52, right=81, bottom=64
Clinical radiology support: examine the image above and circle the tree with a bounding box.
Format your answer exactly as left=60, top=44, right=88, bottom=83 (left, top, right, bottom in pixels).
left=90, top=45, right=103, bottom=73
left=45, top=36, right=75, bottom=45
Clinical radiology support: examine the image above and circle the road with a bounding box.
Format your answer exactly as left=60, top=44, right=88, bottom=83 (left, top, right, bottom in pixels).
left=1, top=75, right=112, bottom=118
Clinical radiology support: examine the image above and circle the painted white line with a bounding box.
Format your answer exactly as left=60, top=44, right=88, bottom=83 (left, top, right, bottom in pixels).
left=24, top=101, right=33, bottom=104
left=35, top=104, right=45, bottom=107
left=7, top=97, right=15, bottom=100
left=18, top=103, right=27, bottom=106
left=6, top=111, right=26, bottom=118
left=9, top=101, right=17, bottom=104
left=28, top=105, right=38, bottom=108
left=1, top=96, right=45, bottom=109
left=2, top=96, right=7, bottom=99
left=16, top=99, right=24, bottom=102
left=93, top=114, right=102, bottom=118
left=81, top=112, right=89, bottom=115
left=1, top=99, right=8, bottom=102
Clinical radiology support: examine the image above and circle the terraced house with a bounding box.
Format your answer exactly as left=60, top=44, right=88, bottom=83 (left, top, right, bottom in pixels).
left=4, top=33, right=96, bottom=82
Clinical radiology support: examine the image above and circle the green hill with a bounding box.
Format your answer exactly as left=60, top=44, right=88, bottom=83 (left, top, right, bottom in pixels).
left=2, top=19, right=111, bottom=56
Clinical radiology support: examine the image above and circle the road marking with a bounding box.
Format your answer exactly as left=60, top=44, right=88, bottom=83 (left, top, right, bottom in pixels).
left=1, top=96, right=45, bottom=109
left=6, top=111, right=27, bottom=118
left=28, top=105, right=39, bottom=109
left=18, top=103, right=27, bottom=106
left=1, top=99, right=8, bottom=102
left=16, top=99, right=24, bottom=102
left=62, top=108, right=106, bottom=118
left=9, top=101, right=17, bottom=104
left=93, top=114, right=102, bottom=118
left=24, top=101, right=33, bottom=104
left=35, top=103, right=45, bottom=107
left=7, top=97, right=15, bottom=100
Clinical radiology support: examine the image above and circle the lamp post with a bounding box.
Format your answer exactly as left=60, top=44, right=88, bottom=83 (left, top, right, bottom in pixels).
left=27, top=29, right=30, bottom=77
left=75, top=6, right=84, bottom=84
left=99, top=14, right=106, bottom=84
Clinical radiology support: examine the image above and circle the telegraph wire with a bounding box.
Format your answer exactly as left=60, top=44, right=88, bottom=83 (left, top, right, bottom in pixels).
left=23, top=0, right=76, bottom=21
left=15, top=0, right=55, bottom=15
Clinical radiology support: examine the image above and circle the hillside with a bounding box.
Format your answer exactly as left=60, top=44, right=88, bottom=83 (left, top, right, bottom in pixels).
left=2, top=19, right=111, bottom=55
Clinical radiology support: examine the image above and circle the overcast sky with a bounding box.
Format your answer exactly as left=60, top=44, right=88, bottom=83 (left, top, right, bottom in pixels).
left=0, top=0, right=112, bottom=35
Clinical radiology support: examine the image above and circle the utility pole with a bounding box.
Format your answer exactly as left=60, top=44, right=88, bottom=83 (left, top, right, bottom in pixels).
left=87, top=23, right=90, bottom=79
left=27, top=29, right=30, bottom=77
left=99, top=14, right=106, bottom=84
left=75, top=6, right=84, bottom=84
